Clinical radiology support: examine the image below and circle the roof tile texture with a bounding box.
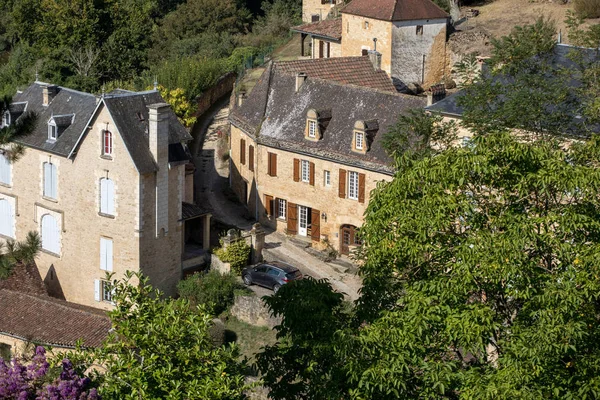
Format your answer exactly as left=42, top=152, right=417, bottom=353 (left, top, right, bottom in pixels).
left=292, top=19, right=343, bottom=41
left=341, top=0, right=449, bottom=21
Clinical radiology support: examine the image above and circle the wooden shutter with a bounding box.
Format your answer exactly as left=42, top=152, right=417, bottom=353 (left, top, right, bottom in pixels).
left=311, top=208, right=320, bottom=241
left=240, top=139, right=246, bottom=165
left=100, top=179, right=107, bottom=213
left=293, top=158, right=300, bottom=182
left=106, top=179, right=115, bottom=215
left=94, top=279, right=101, bottom=302
left=327, top=42, right=331, bottom=58
left=0, top=199, right=13, bottom=237
left=268, top=152, right=277, bottom=176
left=319, top=41, right=324, bottom=58
left=287, top=202, right=297, bottom=234
left=339, top=169, right=347, bottom=198
left=309, top=162, right=315, bottom=186
left=265, top=195, right=273, bottom=216
left=362, top=49, right=368, bottom=56
left=249, top=145, right=254, bottom=172
left=44, top=163, right=52, bottom=197
left=0, top=155, right=10, bottom=185
left=358, top=173, right=366, bottom=203
left=41, top=214, right=59, bottom=254
left=100, top=238, right=113, bottom=272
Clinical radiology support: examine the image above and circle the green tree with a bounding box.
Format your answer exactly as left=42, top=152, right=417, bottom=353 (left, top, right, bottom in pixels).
left=0, top=232, right=41, bottom=279
left=0, top=95, right=37, bottom=160
left=76, top=272, right=248, bottom=399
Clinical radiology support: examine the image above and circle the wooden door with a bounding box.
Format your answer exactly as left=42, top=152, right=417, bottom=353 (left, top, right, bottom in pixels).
left=287, top=203, right=298, bottom=234
left=311, top=209, right=320, bottom=241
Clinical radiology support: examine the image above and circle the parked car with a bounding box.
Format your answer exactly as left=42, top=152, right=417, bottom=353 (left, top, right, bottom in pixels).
left=242, top=261, right=303, bottom=293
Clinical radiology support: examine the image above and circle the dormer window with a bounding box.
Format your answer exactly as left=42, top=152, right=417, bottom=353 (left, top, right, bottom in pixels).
left=305, top=109, right=320, bottom=141
left=48, top=121, right=57, bottom=141
left=308, top=120, right=317, bottom=138
left=355, top=132, right=364, bottom=150
left=353, top=120, right=378, bottom=154
left=102, top=130, right=113, bottom=157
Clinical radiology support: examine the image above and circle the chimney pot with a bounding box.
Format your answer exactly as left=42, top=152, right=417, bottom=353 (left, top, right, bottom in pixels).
left=237, top=91, right=246, bottom=107
left=295, top=73, right=307, bottom=92
left=427, top=84, right=446, bottom=106
left=42, top=85, right=58, bottom=106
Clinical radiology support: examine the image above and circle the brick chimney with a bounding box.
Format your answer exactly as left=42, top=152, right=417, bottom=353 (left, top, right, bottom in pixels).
left=42, top=85, right=58, bottom=106
left=148, top=103, right=170, bottom=237
left=295, top=73, right=307, bottom=92
left=368, top=50, right=382, bottom=71
left=427, top=84, right=446, bottom=106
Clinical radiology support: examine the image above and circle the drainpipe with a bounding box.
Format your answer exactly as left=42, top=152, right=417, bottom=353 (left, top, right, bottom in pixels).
left=422, top=55, right=426, bottom=84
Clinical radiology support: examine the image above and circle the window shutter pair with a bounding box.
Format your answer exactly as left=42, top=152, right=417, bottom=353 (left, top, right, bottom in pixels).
left=309, top=162, right=315, bottom=186
left=267, top=152, right=277, bottom=176
left=100, top=238, right=113, bottom=272
left=293, top=159, right=315, bottom=185
left=293, top=159, right=300, bottom=182
left=41, top=214, right=59, bottom=254
left=44, top=163, right=57, bottom=199
left=265, top=195, right=274, bottom=217
left=287, top=202, right=298, bottom=234
left=338, top=169, right=366, bottom=203
left=100, top=179, right=115, bottom=215
left=240, top=139, right=246, bottom=165
left=249, top=145, right=254, bottom=172
left=0, top=200, right=13, bottom=238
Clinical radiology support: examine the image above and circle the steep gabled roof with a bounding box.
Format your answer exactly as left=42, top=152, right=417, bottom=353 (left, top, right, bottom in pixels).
left=277, top=57, right=397, bottom=93
left=341, top=0, right=449, bottom=22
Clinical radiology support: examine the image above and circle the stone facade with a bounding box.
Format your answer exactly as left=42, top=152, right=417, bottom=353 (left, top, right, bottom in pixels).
left=341, top=14, right=393, bottom=72
left=302, top=0, right=342, bottom=23
left=230, top=125, right=392, bottom=255
left=0, top=87, right=191, bottom=309
left=311, top=38, right=342, bottom=59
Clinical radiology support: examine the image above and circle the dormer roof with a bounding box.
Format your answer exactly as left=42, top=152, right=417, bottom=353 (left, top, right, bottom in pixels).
left=341, top=0, right=449, bottom=22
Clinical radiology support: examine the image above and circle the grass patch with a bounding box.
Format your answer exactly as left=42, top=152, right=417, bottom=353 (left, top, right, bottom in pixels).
left=223, top=316, right=277, bottom=366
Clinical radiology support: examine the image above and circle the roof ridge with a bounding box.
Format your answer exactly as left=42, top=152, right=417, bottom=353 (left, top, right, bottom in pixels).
left=303, top=75, right=415, bottom=97
left=0, top=288, right=109, bottom=317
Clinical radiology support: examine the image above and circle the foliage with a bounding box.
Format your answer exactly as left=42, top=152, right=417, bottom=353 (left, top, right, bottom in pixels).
left=574, top=0, right=600, bottom=19
left=566, top=11, right=600, bottom=48
left=240, top=0, right=300, bottom=48
left=382, top=109, right=457, bottom=158
left=0, top=346, right=99, bottom=399
left=153, top=84, right=197, bottom=128
left=73, top=272, right=248, bottom=399
left=453, top=52, right=480, bottom=88
left=0, top=95, right=37, bottom=161
left=256, top=277, right=351, bottom=399
left=0, top=231, right=41, bottom=280
left=215, top=239, right=251, bottom=275
left=178, top=270, right=248, bottom=316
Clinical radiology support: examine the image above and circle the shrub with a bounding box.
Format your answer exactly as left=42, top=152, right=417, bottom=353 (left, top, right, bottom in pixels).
left=574, top=0, right=600, bottom=18
left=214, top=239, right=251, bottom=275
left=178, top=270, right=246, bottom=316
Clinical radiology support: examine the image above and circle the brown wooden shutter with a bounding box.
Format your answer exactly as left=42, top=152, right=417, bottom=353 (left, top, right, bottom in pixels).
left=358, top=173, right=366, bottom=203
left=240, top=139, right=246, bottom=165
left=319, top=41, right=324, bottom=58
left=287, top=202, right=298, bottom=234
left=268, top=152, right=277, bottom=177
left=339, top=169, right=347, bottom=198
left=249, top=145, right=254, bottom=171
left=265, top=195, right=273, bottom=216
left=309, top=162, right=315, bottom=186
left=327, top=42, right=330, bottom=58
left=293, top=158, right=300, bottom=182
left=311, top=209, right=320, bottom=241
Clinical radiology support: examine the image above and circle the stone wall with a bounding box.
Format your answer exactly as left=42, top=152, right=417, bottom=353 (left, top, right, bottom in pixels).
left=230, top=294, right=281, bottom=329
left=341, top=14, right=393, bottom=74
left=302, top=0, right=340, bottom=22
left=194, top=73, right=236, bottom=118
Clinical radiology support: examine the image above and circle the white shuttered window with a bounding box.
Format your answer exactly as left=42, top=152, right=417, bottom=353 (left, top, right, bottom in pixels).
left=100, top=178, right=115, bottom=215
left=0, top=199, right=14, bottom=238
left=0, top=154, right=11, bottom=185
left=43, top=162, right=57, bottom=199
left=41, top=214, right=60, bottom=254
left=100, top=237, right=113, bottom=272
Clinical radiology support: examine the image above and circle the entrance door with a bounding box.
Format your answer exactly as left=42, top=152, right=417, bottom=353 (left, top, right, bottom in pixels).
left=340, top=225, right=358, bottom=255
left=299, top=206, right=309, bottom=236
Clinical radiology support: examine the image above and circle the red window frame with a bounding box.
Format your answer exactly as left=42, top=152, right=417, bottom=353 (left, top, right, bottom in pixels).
left=103, top=130, right=113, bottom=156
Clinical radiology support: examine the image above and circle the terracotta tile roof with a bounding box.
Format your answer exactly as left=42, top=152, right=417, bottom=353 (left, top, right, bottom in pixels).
left=341, top=0, right=449, bottom=21
left=0, top=263, right=48, bottom=297
left=181, top=202, right=209, bottom=220
left=0, top=289, right=111, bottom=348
left=291, top=19, right=343, bottom=41
left=276, top=57, right=397, bottom=93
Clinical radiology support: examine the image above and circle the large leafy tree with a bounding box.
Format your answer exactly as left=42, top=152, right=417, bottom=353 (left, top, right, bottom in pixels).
left=73, top=272, right=248, bottom=400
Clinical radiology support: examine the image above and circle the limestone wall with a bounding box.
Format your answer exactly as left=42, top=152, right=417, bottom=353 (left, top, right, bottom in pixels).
left=230, top=294, right=281, bottom=329
left=302, top=0, right=340, bottom=22
left=341, top=14, right=393, bottom=74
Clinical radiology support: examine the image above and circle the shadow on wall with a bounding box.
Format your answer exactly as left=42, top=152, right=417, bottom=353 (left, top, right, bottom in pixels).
left=44, top=264, right=65, bottom=300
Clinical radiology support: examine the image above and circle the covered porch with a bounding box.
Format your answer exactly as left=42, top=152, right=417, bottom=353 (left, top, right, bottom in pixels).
left=181, top=202, right=212, bottom=272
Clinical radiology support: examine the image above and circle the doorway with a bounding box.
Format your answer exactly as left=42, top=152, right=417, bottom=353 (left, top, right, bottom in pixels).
left=340, top=224, right=359, bottom=255
left=298, top=205, right=311, bottom=236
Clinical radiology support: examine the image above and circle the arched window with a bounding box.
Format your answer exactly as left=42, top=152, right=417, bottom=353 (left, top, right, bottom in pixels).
left=0, top=199, right=14, bottom=238
left=100, top=178, right=115, bottom=215
left=41, top=214, right=60, bottom=254
left=43, top=162, right=57, bottom=199
left=0, top=154, right=11, bottom=185
left=102, top=130, right=113, bottom=156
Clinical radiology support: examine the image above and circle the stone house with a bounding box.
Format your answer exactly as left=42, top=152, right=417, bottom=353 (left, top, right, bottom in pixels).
left=292, top=0, right=450, bottom=90
left=229, top=57, right=424, bottom=255
left=302, top=0, right=344, bottom=23
left=0, top=82, right=211, bottom=309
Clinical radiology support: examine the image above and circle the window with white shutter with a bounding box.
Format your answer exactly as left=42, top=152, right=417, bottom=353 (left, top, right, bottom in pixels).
left=0, top=199, right=14, bottom=238
left=41, top=214, right=60, bottom=254
left=100, top=237, right=113, bottom=272
left=43, top=162, right=57, bottom=199
left=0, top=154, right=11, bottom=186
left=100, top=178, right=115, bottom=215
left=94, top=279, right=101, bottom=302
left=348, top=171, right=359, bottom=200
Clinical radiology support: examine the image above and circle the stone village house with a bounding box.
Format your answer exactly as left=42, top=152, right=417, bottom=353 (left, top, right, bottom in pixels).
left=229, top=57, right=424, bottom=256
left=293, top=0, right=450, bottom=91
left=0, top=82, right=211, bottom=310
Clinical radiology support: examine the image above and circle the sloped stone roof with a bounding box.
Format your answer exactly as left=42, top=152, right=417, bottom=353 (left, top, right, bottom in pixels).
left=341, top=0, right=449, bottom=22
left=0, top=263, right=48, bottom=297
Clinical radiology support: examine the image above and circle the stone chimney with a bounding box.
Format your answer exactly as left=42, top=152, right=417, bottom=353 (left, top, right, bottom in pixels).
left=427, top=84, right=446, bottom=106
left=295, top=73, right=307, bottom=92
left=237, top=91, right=246, bottom=107
left=42, top=85, right=58, bottom=106
left=148, top=103, right=171, bottom=237
left=368, top=50, right=382, bottom=71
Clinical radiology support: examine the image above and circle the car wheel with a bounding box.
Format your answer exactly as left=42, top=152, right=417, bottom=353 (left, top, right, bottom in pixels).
left=273, top=284, right=281, bottom=294
left=243, top=274, right=252, bottom=286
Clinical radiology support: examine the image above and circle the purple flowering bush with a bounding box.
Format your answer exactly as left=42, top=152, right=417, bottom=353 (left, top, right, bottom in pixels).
left=0, top=346, right=99, bottom=399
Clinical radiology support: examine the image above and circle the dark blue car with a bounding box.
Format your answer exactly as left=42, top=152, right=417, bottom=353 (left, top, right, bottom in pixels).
left=242, top=261, right=303, bottom=293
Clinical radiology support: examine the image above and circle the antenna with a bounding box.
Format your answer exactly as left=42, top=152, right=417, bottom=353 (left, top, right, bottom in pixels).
left=373, top=38, right=377, bottom=52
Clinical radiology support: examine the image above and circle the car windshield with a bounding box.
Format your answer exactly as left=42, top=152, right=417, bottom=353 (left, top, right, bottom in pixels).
left=286, top=270, right=302, bottom=279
